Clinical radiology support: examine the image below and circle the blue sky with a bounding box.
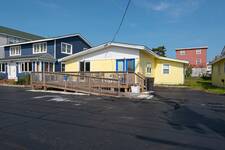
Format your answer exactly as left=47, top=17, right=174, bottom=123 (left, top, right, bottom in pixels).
left=1, top=0, right=225, bottom=61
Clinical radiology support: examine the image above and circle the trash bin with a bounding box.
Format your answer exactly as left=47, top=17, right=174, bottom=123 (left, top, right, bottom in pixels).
left=145, top=77, right=154, bottom=91
left=131, top=85, right=140, bottom=94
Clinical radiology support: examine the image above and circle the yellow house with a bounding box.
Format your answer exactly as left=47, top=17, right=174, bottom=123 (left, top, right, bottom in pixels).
left=211, top=55, right=225, bottom=88
left=59, top=42, right=188, bottom=85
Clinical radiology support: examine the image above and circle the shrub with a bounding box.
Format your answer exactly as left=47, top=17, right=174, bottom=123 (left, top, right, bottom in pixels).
left=17, top=73, right=30, bottom=85
left=0, top=73, right=7, bottom=80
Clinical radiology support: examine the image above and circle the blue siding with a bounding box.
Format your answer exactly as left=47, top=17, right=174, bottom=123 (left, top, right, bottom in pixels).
left=3, top=35, right=91, bottom=73
left=56, top=36, right=91, bottom=59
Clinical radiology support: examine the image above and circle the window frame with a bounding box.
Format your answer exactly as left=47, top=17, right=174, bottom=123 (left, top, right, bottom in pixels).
left=20, top=62, right=33, bottom=72
left=196, top=58, right=201, bottom=65
left=10, top=46, right=21, bottom=56
left=61, top=42, right=73, bottom=55
left=179, top=50, right=186, bottom=55
left=162, top=64, right=170, bottom=74
left=196, top=49, right=201, bottom=54
left=33, top=42, right=47, bottom=54
left=146, top=62, right=152, bottom=74
left=0, top=63, right=6, bottom=73
left=61, top=63, right=65, bottom=72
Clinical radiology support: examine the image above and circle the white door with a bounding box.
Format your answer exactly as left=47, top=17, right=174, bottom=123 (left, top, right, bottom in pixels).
left=8, top=63, right=17, bottom=80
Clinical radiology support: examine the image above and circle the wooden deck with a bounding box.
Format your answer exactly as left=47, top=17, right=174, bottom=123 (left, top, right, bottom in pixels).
left=31, top=72, right=145, bottom=96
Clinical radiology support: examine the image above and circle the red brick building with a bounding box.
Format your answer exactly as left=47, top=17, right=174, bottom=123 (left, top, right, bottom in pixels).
left=176, top=46, right=208, bottom=76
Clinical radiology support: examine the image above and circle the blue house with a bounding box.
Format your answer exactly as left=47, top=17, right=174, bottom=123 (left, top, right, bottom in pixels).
left=0, top=34, right=92, bottom=80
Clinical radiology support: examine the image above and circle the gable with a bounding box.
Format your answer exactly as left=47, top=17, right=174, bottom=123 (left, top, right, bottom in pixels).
left=74, top=46, right=139, bottom=61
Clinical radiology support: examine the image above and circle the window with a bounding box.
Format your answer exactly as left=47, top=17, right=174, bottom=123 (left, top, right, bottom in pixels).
left=79, top=61, right=90, bottom=72
left=8, top=37, right=21, bottom=44
left=146, top=63, right=152, bottom=74
left=49, top=63, right=53, bottom=72
left=33, top=42, right=47, bottom=54
left=44, top=62, right=49, bottom=72
left=126, top=59, right=135, bottom=72
left=0, top=63, right=6, bottom=72
left=180, top=51, right=186, bottom=55
left=61, top=43, right=72, bottom=54
left=163, top=64, right=170, bottom=74
left=10, top=46, right=21, bottom=56
left=196, top=58, right=201, bottom=65
left=61, top=64, right=65, bottom=72
left=21, top=62, right=32, bottom=72
left=196, top=49, right=201, bottom=54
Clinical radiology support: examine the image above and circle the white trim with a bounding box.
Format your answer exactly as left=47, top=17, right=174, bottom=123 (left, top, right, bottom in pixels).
left=10, top=46, right=21, bottom=56
left=54, top=40, right=56, bottom=59
left=33, top=42, right=47, bottom=54
left=162, top=64, right=170, bottom=75
left=176, top=46, right=208, bottom=50
left=196, top=49, right=202, bottom=54
left=61, top=42, right=73, bottom=54
left=0, top=34, right=92, bottom=48
left=59, top=42, right=188, bottom=64
left=196, top=58, right=201, bottom=65
left=0, top=63, right=6, bottom=73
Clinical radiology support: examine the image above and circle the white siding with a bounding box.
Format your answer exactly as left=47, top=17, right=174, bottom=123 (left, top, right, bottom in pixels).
left=78, top=46, right=139, bottom=61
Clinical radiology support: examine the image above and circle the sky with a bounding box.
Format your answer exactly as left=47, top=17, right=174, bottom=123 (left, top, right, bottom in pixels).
left=1, top=0, right=225, bottom=61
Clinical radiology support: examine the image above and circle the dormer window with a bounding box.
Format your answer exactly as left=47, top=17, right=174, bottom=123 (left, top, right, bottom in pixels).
left=61, top=42, right=72, bottom=54
left=10, top=46, right=21, bottom=56
left=33, top=42, right=47, bottom=54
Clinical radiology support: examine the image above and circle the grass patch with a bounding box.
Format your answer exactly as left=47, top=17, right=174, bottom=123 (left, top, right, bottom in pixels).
left=184, top=77, right=225, bottom=94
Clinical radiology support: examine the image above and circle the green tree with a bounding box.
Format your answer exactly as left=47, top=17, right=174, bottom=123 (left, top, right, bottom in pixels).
left=152, top=46, right=167, bottom=57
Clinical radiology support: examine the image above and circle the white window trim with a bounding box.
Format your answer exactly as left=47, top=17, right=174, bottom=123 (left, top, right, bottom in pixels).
left=20, top=62, right=33, bottom=72
left=61, top=42, right=73, bottom=54
left=196, top=49, right=201, bottom=54
left=33, top=42, right=47, bottom=54
left=196, top=58, right=201, bottom=65
left=10, top=46, right=21, bottom=56
left=0, top=64, right=6, bottom=73
left=162, top=64, right=170, bottom=75
left=180, top=50, right=186, bottom=55
left=146, top=62, right=152, bottom=74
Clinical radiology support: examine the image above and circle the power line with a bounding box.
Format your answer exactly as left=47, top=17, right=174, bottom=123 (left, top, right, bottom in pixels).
left=111, top=0, right=131, bottom=43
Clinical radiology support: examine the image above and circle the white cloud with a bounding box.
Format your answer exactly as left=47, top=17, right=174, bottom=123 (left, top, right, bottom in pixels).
left=133, top=0, right=203, bottom=18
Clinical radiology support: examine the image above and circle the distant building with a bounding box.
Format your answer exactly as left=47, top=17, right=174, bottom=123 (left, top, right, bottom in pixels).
left=176, top=46, right=208, bottom=77
left=0, top=26, right=44, bottom=58
left=211, top=46, right=225, bottom=88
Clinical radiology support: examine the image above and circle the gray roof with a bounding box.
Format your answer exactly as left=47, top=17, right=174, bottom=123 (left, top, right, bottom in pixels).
left=0, top=53, right=55, bottom=62
left=0, top=26, right=44, bottom=40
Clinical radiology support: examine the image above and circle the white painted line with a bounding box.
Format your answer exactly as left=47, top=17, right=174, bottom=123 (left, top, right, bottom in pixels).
left=27, top=90, right=88, bottom=96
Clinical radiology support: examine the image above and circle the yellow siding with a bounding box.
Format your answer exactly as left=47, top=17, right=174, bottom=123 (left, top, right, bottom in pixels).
left=139, top=51, right=185, bottom=85
left=64, top=49, right=185, bottom=85
left=65, top=59, right=79, bottom=72
left=139, top=51, right=156, bottom=77
left=154, top=59, right=185, bottom=85
left=212, top=59, right=225, bottom=88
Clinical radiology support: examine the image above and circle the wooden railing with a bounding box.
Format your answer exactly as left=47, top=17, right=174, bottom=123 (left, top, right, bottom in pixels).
left=31, top=72, right=146, bottom=96
left=59, top=71, right=145, bottom=91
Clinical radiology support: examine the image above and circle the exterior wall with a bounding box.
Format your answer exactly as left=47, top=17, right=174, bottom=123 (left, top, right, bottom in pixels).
left=64, top=46, right=139, bottom=72
left=64, top=46, right=186, bottom=85
left=212, top=59, right=225, bottom=88
left=176, top=48, right=207, bottom=68
left=154, top=59, right=185, bottom=85
left=139, top=50, right=156, bottom=77
left=0, top=35, right=7, bottom=58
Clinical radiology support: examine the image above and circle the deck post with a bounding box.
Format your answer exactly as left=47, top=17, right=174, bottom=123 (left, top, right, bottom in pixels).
left=117, top=78, right=120, bottom=96
left=43, top=72, right=47, bottom=90
left=88, top=77, right=91, bottom=95
left=30, top=72, right=34, bottom=90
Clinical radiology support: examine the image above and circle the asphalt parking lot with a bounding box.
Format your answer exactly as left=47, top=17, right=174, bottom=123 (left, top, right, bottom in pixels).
left=0, top=86, right=225, bottom=150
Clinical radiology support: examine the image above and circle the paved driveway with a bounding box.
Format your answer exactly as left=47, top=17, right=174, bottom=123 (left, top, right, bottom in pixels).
left=0, top=86, right=224, bottom=150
